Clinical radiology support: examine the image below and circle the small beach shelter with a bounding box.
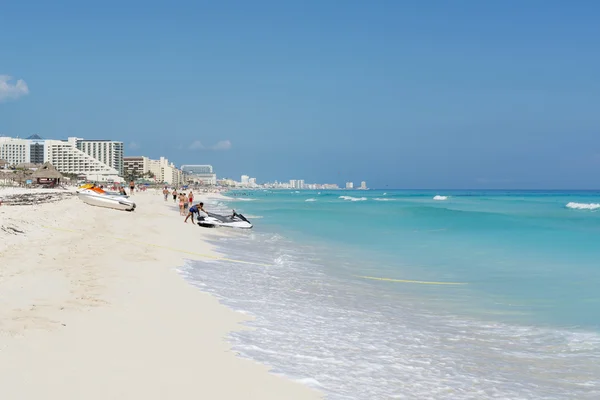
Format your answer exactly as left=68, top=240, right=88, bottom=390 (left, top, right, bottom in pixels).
left=31, top=162, right=63, bottom=186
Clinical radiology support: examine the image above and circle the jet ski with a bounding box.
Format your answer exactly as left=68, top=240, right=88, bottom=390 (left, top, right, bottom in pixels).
left=77, top=184, right=136, bottom=212
left=197, top=210, right=253, bottom=229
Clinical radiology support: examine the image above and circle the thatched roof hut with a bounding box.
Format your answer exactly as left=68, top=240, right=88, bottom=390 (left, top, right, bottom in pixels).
left=32, top=162, right=63, bottom=185
left=16, top=162, right=40, bottom=170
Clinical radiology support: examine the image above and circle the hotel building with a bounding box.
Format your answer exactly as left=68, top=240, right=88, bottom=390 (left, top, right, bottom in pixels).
left=74, top=138, right=124, bottom=176
left=125, top=156, right=184, bottom=186
left=0, top=135, right=122, bottom=182
left=0, top=137, right=29, bottom=166
left=181, top=165, right=217, bottom=185
left=45, top=139, right=121, bottom=181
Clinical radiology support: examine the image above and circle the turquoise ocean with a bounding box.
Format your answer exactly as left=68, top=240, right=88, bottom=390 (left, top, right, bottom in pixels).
left=178, top=190, right=600, bottom=399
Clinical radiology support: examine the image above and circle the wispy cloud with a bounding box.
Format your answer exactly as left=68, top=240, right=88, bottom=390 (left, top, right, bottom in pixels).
left=211, top=140, right=232, bottom=150
left=189, top=140, right=205, bottom=150
left=0, top=75, right=29, bottom=102
left=189, top=139, right=232, bottom=151
left=128, top=141, right=141, bottom=150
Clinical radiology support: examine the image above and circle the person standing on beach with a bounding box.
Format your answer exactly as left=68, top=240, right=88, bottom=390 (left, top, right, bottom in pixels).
left=178, top=193, right=185, bottom=215
left=172, top=188, right=178, bottom=202
left=183, top=194, right=189, bottom=215
left=129, top=181, right=135, bottom=195
left=188, top=191, right=194, bottom=206
left=162, top=187, right=169, bottom=201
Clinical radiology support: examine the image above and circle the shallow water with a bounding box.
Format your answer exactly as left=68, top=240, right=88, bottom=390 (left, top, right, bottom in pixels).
left=179, top=190, right=600, bottom=399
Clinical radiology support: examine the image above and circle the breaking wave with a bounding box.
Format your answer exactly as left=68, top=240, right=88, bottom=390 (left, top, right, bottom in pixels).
left=339, top=196, right=368, bottom=202
left=433, top=195, right=448, bottom=201
left=305, top=198, right=317, bottom=202
left=566, top=202, right=600, bottom=210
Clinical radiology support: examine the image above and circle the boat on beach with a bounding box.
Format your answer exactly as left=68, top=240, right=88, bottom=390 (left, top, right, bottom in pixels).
left=77, top=184, right=136, bottom=211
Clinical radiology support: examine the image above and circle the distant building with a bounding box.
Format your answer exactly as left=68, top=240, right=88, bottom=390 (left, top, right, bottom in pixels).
left=1, top=135, right=124, bottom=182
left=72, top=137, right=124, bottom=176
left=181, top=164, right=216, bottom=185
left=360, top=181, right=367, bottom=190
left=241, top=175, right=250, bottom=185
left=45, top=139, right=121, bottom=182
left=346, top=182, right=354, bottom=189
left=148, top=157, right=183, bottom=186
left=0, top=137, right=29, bottom=166
left=123, top=156, right=150, bottom=178
left=249, top=177, right=257, bottom=187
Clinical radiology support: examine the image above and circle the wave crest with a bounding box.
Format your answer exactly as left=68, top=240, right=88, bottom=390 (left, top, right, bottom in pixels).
left=566, top=202, right=600, bottom=210
left=305, top=198, right=317, bottom=202
left=339, top=196, right=367, bottom=202
left=433, top=195, right=448, bottom=201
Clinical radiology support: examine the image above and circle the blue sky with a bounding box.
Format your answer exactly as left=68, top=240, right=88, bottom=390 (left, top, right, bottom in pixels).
left=1, top=0, right=599, bottom=188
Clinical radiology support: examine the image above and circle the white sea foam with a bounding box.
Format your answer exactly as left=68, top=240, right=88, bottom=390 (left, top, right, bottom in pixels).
left=339, top=195, right=367, bottom=202
left=566, top=202, right=600, bottom=210
left=433, top=195, right=448, bottom=201
left=232, top=197, right=257, bottom=201
left=181, top=234, right=600, bottom=400
left=374, top=198, right=393, bottom=201
left=305, top=198, right=317, bottom=202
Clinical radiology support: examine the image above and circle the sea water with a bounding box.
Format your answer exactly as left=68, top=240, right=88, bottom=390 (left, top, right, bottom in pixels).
left=178, top=190, right=600, bottom=399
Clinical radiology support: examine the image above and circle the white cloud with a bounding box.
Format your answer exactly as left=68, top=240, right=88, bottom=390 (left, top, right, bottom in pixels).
left=189, top=139, right=232, bottom=151
left=211, top=140, right=232, bottom=150
left=128, top=141, right=141, bottom=150
left=189, top=140, right=205, bottom=150
left=0, top=75, right=29, bottom=102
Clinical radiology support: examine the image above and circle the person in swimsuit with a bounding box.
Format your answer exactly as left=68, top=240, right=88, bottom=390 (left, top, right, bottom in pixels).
left=172, top=189, right=178, bottom=202
left=129, top=181, right=135, bottom=195
left=183, top=195, right=189, bottom=214
left=188, top=191, right=194, bottom=206
left=162, top=187, right=169, bottom=201
left=184, top=202, right=207, bottom=223
left=178, top=193, right=185, bottom=215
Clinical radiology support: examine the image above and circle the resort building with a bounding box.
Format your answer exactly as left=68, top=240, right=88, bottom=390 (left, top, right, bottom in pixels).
left=123, top=156, right=150, bottom=178
left=0, top=135, right=125, bottom=182
left=126, top=156, right=183, bottom=186
left=44, top=139, right=121, bottom=182
left=148, top=157, right=183, bottom=186
left=72, top=138, right=124, bottom=176
left=0, top=137, right=29, bottom=166
left=28, top=135, right=46, bottom=164
left=346, top=182, right=354, bottom=189
left=181, top=164, right=217, bottom=185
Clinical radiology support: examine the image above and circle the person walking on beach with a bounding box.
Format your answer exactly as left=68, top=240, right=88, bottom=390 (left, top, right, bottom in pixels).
left=178, top=193, right=185, bottom=215
left=162, top=187, right=169, bottom=201
left=172, top=188, right=178, bottom=202
left=129, top=180, right=135, bottom=195
left=185, top=202, right=207, bottom=223
left=183, top=194, right=189, bottom=215
left=188, top=191, right=194, bottom=206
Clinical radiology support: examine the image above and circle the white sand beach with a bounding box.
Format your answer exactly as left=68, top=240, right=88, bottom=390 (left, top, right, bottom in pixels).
left=0, top=188, right=321, bottom=399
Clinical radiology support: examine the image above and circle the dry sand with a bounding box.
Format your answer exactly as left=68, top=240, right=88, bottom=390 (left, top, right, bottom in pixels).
left=0, top=188, right=321, bottom=399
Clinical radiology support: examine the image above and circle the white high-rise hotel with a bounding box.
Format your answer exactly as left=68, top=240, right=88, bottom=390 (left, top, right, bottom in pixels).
left=0, top=135, right=123, bottom=182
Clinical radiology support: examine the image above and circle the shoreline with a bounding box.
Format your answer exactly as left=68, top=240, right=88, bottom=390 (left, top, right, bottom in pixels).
left=0, top=189, right=321, bottom=399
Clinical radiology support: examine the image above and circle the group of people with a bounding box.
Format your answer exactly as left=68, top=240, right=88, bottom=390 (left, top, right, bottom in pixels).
left=162, top=187, right=207, bottom=223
